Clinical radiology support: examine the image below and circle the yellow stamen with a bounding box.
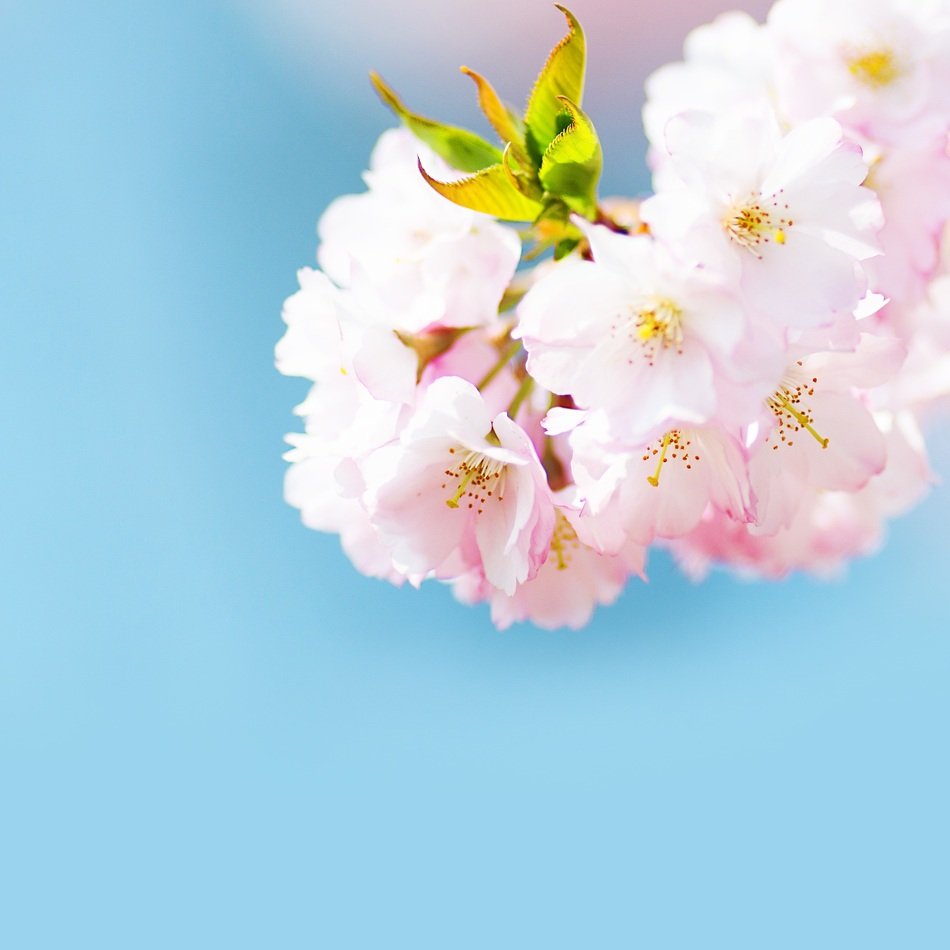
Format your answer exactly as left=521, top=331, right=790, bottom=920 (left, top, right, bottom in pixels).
left=626, top=299, right=685, bottom=367
left=724, top=197, right=793, bottom=255
left=770, top=395, right=829, bottom=448
left=549, top=512, right=579, bottom=571
left=647, top=433, right=673, bottom=487
left=551, top=527, right=568, bottom=570
left=637, top=299, right=684, bottom=345
left=444, top=449, right=506, bottom=510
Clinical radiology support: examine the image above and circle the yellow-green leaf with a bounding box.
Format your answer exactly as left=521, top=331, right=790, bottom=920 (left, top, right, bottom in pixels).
left=370, top=71, right=502, bottom=174
left=503, top=143, right=544, bottom=201
left=524, top=6, right=586, bottom=164
left=418, top=159, right=543, bottom=222
left=539, top=97, right=602, bottom=218
left=460, top=66, right=531, bottom=169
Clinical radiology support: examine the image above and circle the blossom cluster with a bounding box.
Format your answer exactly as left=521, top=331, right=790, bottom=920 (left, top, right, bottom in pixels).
left=278, top=0, right=950, bottom=629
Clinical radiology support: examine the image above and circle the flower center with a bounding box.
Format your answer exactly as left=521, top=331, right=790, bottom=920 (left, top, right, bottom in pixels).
left=443, top=447, right=507, bottom=510
left=766, top=370, right=829, bottom=450
left=724, top=196, right=792, bottom=257
left=641, top=429, right=701, bottom=487
left=618, top=297, right=685, bottom=366
left=847, top=47, right=901, bottom=89
left=637, top=298, right=684, bottom=347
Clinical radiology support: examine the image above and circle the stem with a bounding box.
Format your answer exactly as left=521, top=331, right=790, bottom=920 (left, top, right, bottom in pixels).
left=498, top=282, right=529, bottom=313
left=506, top=375, right=535, bottom=420
left=542, top=438, right=569, bottom=492
left=477, top=339, right=522, bottom=390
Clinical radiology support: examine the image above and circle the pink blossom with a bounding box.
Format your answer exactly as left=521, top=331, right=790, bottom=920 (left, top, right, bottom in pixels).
left=642, top=111, right=882, bottom=329
left=549, top=408, right=754, bottom=551
left=747, top=336, right=904, bottom=535
left=517, top=225, right=757, bottom=443
left=280, top=371, right=415, bottom=585
left=418, top=329, right=522, bottom=420
left=276, top=267, right=417, bottom=404
left=768, top=0, right=950, bottom=144
left=874, top=275, right=950, bottom=414
left=453, top=504, right=646, bottom=631
left=672, top=411, right=932, bottom=579
left=283, top=448, right=408, bottom=585
left=644, top=12, right=775, bottom=162
left=367, top=377, right=554, bottom=595
left=864, top=138, right=950, bottom=306
left=317, top=128, right=521, bottom=333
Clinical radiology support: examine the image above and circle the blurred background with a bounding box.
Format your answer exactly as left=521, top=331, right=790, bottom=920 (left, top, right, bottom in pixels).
left=2, top=0, right=948, bottom=946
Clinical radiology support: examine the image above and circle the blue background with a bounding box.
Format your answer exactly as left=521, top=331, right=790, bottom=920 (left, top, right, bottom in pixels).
left=2, top=1, right=948, bottom=945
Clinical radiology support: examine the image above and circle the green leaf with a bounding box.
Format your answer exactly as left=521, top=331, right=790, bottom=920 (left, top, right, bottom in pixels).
left=370, top=71, right=502, bottom=174
left=502, top=143, right=544, bottom=201
left=524, top=5, right=586, bottom=165
left=539, top=97, right=602, bottom=218
left=418, top=159, right=543, bottom=222
left=554, top=237, right=581, bottom=260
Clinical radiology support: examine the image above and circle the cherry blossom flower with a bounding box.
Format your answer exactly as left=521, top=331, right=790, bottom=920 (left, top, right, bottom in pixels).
left=747, top=335, right=904, bottom=535
left=366, top=377, right=554, bottom=595
left=768, top=0, right=950, bottom=143
left=874, top=275, right=950, bottom=414
left=283, top=446, right=408, bottom=585
left=642, top=110, right=882, bottom=328
left=672, top=411, right=932, bottom=580
left=452, top=504, right=646, bottom=631
left=863, top=138, right=950, bottom=306
left=555, top=407, right=755, bottom=551
left=276, top=266, right=417, bottom=404
left=317, top=128, right=521, bottom=333
left=517, top=224, right=758, bottom=443
left=644, top=12, right=775, bottom=162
